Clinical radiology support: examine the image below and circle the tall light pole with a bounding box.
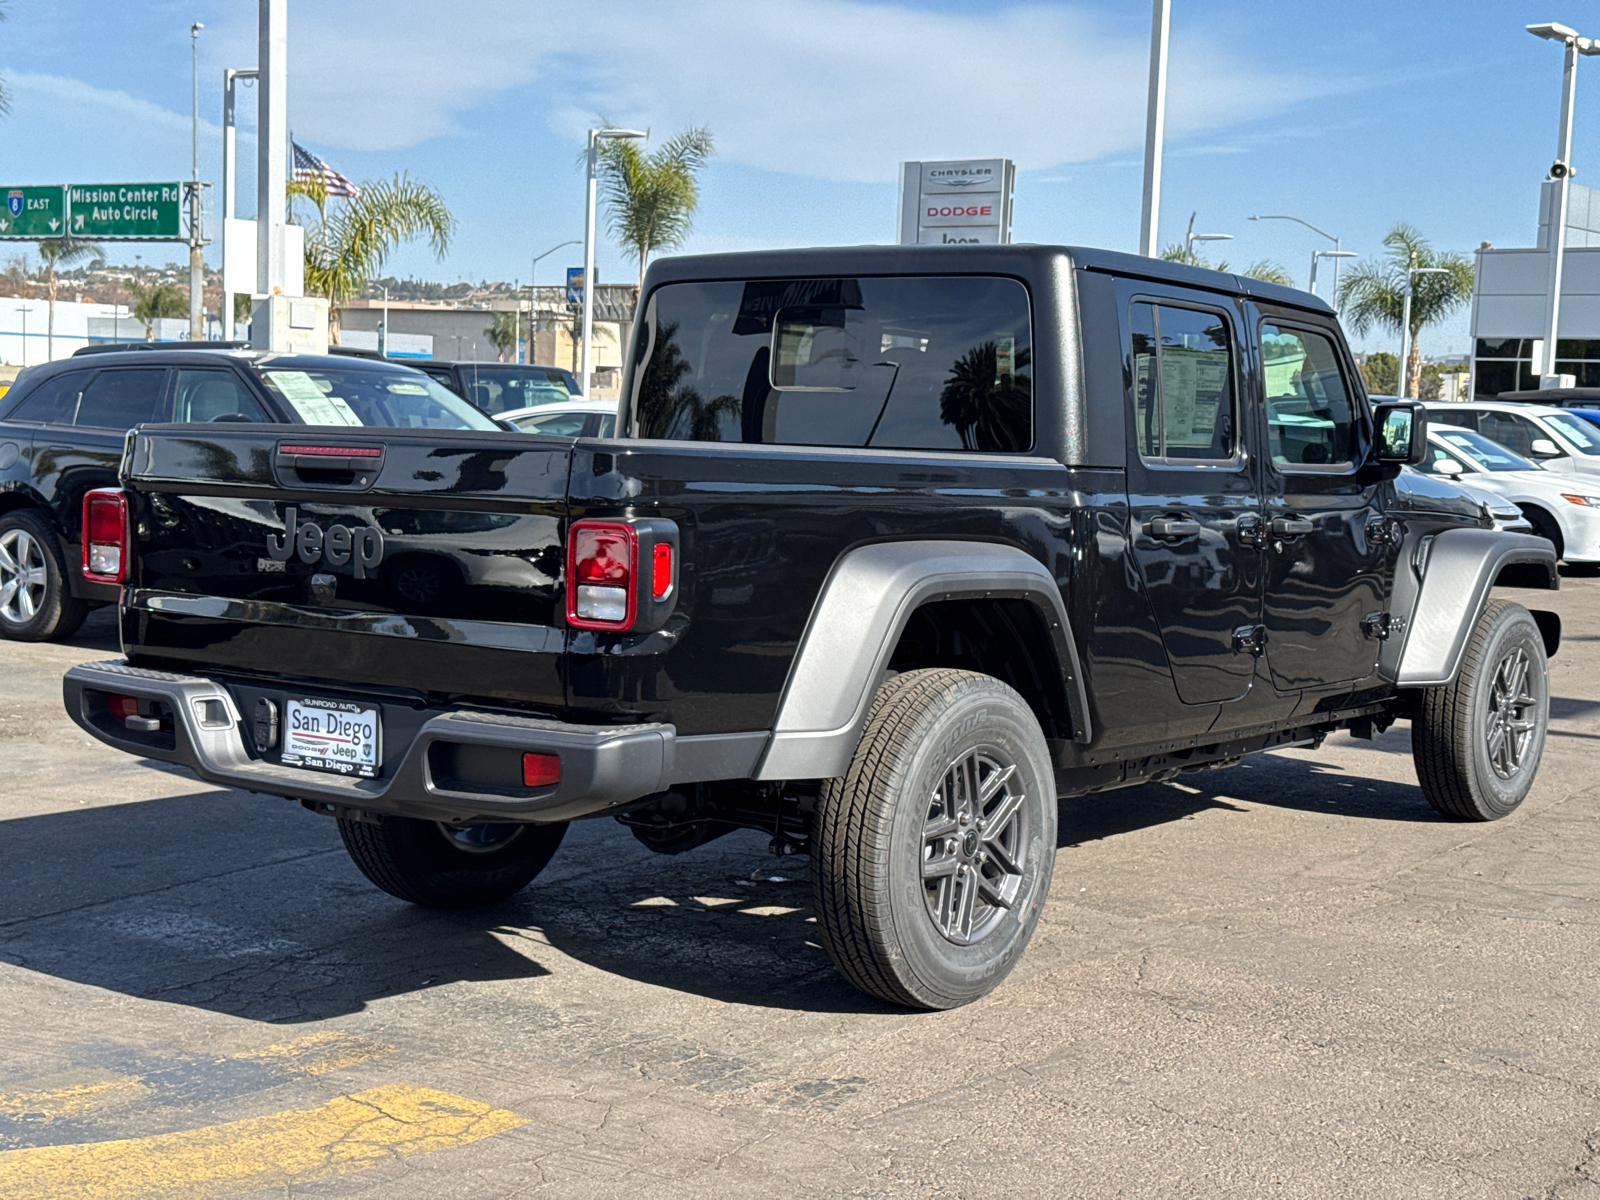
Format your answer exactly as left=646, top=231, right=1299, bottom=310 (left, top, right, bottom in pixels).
left=1182, top=212, right=1230, bottom=265
left=1398, top=265, right=1450, bottom=398
left=380, top=284, right=389, bottom=357
left=188, top=22, right=205, bottom=340
left=221, top=67, right=257, bottom=338
left=1527, top=22, right=1600, bottom=386
left=530, top=239, right=578, bottom=368
left=1309, top=249, right=1358, bottom=297
left=14, top=306, right=28, bottom=368
left=1250, top=213, right=1346, bottom=295
left=581, top=129, right=646, bottom=395
left=1139, top=0, right=1170, bottom=257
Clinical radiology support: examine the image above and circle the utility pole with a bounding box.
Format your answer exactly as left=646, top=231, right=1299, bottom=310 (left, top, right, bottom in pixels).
left=1138, top=0, right=1170, bottom=257
left=189, top=22, right=205, bottom=340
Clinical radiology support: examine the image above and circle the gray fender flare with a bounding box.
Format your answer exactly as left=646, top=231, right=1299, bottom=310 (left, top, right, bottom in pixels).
left=753, top=540, right=1089, bottom=781
left=1392, top=529, right=1558, bottom=688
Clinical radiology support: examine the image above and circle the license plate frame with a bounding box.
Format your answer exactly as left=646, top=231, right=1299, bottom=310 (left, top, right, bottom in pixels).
left=281, top=698, right=382, bottom=779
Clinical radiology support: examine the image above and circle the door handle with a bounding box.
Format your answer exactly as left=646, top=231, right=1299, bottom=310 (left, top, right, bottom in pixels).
left=1270, top=517, right=1314, bottom=537
left=1147, top=517, right=1201, bottom=541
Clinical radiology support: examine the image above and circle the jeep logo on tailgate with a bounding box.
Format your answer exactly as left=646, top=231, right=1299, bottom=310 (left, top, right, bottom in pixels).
left=267, top=507, right=384, bottom=578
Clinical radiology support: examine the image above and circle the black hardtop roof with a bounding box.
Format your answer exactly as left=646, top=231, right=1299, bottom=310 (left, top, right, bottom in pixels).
left=21, top=348, right=427, bottom=379
left=420, top=359, right=575, bottom=372
left=641, top=243, right=1333, bottom=315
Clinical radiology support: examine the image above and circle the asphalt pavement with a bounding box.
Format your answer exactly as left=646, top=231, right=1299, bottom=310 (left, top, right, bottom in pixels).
left=1, top=578, right=1599, bottom=1199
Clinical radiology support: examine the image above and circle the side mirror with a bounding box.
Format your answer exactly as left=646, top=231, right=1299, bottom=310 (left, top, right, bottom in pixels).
left=1530, top=437, right=1563, bottom=457
left=1372, top=400, right=1427, bottom=465
left=1434, top=457, right=1465, bottom=477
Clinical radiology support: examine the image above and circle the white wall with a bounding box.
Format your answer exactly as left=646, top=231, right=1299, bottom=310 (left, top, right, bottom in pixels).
left=0, top=295, right=183, bottom=367
left=1472, top=246, right=1600, bottom=340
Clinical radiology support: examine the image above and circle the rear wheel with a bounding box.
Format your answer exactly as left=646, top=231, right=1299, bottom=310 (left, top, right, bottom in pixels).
left=811, top=668, right=1056, bottom=1009
left=0, top=510, right=87, bottom=643
left=338, top=814, right=567, bottom=908
left=1413, top=599, right=1549, bottom=821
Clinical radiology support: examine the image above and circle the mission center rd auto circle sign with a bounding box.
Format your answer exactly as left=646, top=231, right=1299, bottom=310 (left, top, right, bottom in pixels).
left=69, top=183, right=183, bottom=240
left=897, top=159, right=1015, bottom=246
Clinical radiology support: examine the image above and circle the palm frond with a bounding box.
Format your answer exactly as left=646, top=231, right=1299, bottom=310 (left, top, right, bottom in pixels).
left=596, top=127, right=715, bottom=287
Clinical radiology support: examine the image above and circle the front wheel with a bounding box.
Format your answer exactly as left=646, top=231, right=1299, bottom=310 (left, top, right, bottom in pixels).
left=1413, top=599, right=1549, bottom=821
left=338, top=814, right=567, bottom=908
left=811, top=668, right=1057, bottom=1010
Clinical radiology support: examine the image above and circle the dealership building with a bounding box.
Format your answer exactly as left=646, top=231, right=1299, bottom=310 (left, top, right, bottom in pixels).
left=1471, top=181, right=1600, bottom=395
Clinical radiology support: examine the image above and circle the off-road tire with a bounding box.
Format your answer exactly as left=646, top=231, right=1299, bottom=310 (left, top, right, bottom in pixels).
left=338, top=814, right=567, bottom=908
left=812, top=668, right=1056, bottom=1010
left=1413, top=599, right=1549, bottom=821
left=0, top=509, right=88, bottom=643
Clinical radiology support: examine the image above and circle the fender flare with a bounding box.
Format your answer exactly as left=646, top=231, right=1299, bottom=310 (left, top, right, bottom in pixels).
left=753, top=540, right=1089, bottom=781
left=1393, top=529, right=1558, bottom=688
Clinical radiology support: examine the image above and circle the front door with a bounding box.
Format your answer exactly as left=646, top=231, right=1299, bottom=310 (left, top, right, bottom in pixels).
left=1124, top=291, right=1264, bottom=706
left=1255, top=314, right=1387, bottom=690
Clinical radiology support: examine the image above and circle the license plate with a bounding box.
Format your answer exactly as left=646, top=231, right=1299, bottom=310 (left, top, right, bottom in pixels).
left=282, top=698, right=381, bottom=778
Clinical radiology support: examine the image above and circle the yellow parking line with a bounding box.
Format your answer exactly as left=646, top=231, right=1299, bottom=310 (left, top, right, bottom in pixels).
left=0, top=1084, right=525, bottom=1200
left=238, top=1029, right=396, bottom=1076
left=0, top=1076, right=149, bottom=1120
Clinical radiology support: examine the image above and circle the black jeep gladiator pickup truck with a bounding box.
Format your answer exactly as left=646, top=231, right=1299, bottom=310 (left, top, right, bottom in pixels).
left=64, top=245, right=1561, bottom=1010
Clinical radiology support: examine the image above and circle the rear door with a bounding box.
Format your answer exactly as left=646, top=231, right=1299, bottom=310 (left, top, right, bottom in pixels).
left=1254, top=310, right=1388, bottom=690
left=1119, top=284, right=1264, bottom=706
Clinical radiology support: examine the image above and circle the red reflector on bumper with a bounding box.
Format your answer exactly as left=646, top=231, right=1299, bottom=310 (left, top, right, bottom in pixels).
left=109, top=694, right=138, bottom=722
left=522, top=752, right=561, bottom=788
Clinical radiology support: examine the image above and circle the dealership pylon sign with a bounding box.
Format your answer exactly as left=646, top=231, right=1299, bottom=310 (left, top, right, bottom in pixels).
left=897, top=159, right=1015, bottom=246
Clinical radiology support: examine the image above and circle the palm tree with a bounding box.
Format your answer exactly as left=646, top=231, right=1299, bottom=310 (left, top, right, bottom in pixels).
left=1336, top=223, right=1473, bottom=398
left=36, top=238, right=103, bottom=357
left=596, top=128, right=715, bottom=291
left=125, top=281, right=187, bottom=342
left=938, top=343, right=1032, bottom=451
left=484, top=311, right=520, bottom=362
left=290, top=173, right=454, bottom=343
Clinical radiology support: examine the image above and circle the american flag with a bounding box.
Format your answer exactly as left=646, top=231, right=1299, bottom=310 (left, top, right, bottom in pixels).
left=292, top=143, right=361, bottom=199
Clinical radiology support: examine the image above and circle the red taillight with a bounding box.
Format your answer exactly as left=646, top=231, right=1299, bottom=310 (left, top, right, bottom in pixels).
left=566, top=521, right=637, bottom=630
left=651, top=541, right=674, bottom=601
left=81, top=488, right=130, bottom=584
left=522, top=752, right=561, bottom=788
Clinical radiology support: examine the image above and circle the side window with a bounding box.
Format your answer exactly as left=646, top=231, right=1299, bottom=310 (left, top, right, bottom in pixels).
left=74, top=368, right=168, bottom=430
left=174, top=370, right=269, bottom=423
left=1477, top=411, right=1536, bottom=456
left=1432, top=408, right=1477, bottom=432
left=1129, top=301, right=1236, bottom=462
left=1260, top=324, right=1356, bottom=468
left=4, top=372, right=85, bottom=424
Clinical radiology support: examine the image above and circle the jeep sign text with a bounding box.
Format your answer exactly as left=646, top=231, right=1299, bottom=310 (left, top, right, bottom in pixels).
left=267, top=507, right=384, bottom=578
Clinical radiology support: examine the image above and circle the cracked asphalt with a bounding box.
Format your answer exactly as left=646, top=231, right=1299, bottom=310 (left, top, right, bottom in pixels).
left=1, top=576, right=1599, bottom=1198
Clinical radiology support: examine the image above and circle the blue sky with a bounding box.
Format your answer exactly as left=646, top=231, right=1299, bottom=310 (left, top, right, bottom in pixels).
left=1, top=0, right=1595, bottom=356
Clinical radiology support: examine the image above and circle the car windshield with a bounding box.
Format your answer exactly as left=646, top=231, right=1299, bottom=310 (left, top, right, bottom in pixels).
left=455, top=365, right=578, bottom=415
left=256, top=366, right=500, bottom=431
left=1433, top=428, right=1538, bottom=472
left=1544, top=412, right=1600, bottom=452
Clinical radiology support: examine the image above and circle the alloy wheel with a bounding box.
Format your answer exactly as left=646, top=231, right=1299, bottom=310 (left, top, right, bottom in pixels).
left=1485, top=645, right=1539, bottom=780
left=921, top=747, right=1029, bottom=945
left=437, top=821, right=526, bottom=854
left=0, top=528, right=48, bottom=626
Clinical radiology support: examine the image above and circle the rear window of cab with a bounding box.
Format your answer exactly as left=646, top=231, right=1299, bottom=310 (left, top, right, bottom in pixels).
left=633, top=275, right=1033, bottom=453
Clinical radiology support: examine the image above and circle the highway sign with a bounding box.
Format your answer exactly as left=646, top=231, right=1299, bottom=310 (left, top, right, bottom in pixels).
left=68, top=182, right=182, bottom=239
left=0, top=186, right=67, bottom=239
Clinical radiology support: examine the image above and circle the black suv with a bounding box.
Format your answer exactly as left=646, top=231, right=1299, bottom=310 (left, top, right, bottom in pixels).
left=0, top=349, right=498, bottom=641
left=407, top=360, right=582, bottom=416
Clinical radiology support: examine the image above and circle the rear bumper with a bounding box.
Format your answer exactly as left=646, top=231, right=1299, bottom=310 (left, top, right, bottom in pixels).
left=63, top=659, right=677, bottom=824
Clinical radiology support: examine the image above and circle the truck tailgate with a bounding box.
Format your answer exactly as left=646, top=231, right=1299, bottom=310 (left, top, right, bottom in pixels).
left=119, top=426, right=571, bottom=709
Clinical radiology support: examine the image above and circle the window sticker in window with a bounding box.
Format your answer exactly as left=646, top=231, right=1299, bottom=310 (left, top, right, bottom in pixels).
left=263, top=371, right=362, bottom=426
left=1129, top=303, right=1234, bottom=461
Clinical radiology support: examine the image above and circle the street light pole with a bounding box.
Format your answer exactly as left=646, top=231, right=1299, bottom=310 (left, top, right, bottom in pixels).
left=1139, top=0, right=1170, bottom=257
left=1527, top=22, right=1600, bottom=385
left=15, top=306, right=27, bottom=368
left=582, top=129, right=646, bottom=395
left=380, top=284, right=388, bottom=357
left=530, top=238, right=579, bottom=369
left=1397, top=265, right=1450, bottom=397
left=1308, top=249, right=1358, bottom=298
left=189, top=22, right=205, bottom=340
left=1183, top=212, right=1231, bottom=266
left=1249, top=214, right=1344, bottom=295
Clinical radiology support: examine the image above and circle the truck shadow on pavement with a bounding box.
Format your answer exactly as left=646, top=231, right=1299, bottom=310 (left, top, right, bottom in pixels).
left=0, top=751, right=1448, bottom=1022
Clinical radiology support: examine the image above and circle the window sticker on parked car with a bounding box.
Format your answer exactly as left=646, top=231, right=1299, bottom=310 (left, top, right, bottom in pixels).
left=263, top=370, right=362, bottom=426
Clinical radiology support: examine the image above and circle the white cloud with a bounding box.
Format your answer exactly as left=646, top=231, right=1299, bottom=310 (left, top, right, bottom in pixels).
left=5, top=70, right=221, bottom=141
left=225, top=0, right=1340, bottom=181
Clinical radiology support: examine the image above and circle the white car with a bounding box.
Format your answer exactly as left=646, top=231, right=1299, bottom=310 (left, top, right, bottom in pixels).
left=1424, top=399, right=1600, bottom=476
left=1419, top=425, right=1600, bottom=562
left=499, top=400, right=618, bottom=438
